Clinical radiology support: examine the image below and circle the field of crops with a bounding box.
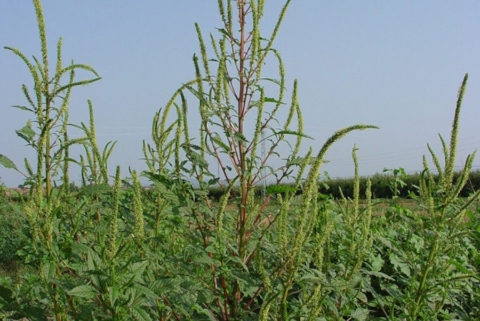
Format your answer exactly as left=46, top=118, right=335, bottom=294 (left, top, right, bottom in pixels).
left=1, top=1, right=479, bottom=320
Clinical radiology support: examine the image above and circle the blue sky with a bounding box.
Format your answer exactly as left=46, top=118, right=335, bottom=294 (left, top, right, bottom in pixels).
left=1, top=1, right=479, bottom=187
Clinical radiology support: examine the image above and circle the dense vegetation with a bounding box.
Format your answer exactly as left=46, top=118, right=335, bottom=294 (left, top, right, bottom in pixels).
left=203, top=169, right=480, bottom=201
left=1, top=1, right=479, bottom=320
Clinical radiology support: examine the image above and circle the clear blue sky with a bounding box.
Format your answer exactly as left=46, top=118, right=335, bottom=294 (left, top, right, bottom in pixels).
left=1, top=1, right=479, bottom=187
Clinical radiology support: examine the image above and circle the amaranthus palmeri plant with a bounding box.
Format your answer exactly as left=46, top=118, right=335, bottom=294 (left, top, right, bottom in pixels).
left=143, top=0, right=377, bottom=319
left=409, top=74, right=480, bottom=319
left=1, top=0, right=101, bottom=319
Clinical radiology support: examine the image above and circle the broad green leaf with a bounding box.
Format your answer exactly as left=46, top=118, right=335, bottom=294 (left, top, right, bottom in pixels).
left=16, top=123, right=35, bottom=143
left=142, top=171, right=180, bottom=205
left=149, top=279, right=183, bottom=293
left=129, top=261, right=148, bottom=283
left=207, top=178, right=220, bottom=186
left=409, top=234, right=424, bottom=252
left=132, top=307, right=153, bottom=321
left=41, top=262, right=56, bottom=281
left=231, top=274, right=250, bottom=287
left=376, top=235, right=393, bottom=249
left=68, top=285, right=97, bottom=299
left=133, top=285, right=160, bottom=300
left=188, top=150, right=209, bottom=168
left=229, top=256, right=249, bottom=272
left=371, top=254, right=384, bottom=272
left=109, top=286, right=119, bottom=306
left=233, top=132, right=248, bottom=143
left=350, top=308, right=369, bottom=321
left=0, top=155, right=18, bottom=171
left=153, top=182, right=179, bottom=205
left=389, top=253, right=410, bottom=277
left=205, top=245, right=217, bottom=254
left=447, top=258, right=470, bottom=274
left=211, top=134, right=230, bottom=153
left=178, top=292, right=197, bottom=306
left=194, top=253, right=216, bottom=266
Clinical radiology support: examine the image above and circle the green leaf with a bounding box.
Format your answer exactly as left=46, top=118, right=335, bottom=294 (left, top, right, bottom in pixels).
left=132, top=285, right=160, bottom=300
left=68, top=285, right=97, bottom=299
left=274, top=129, right=313, bottom=140
left=371, top=254, right=384, bottom=272
left=447, top=258, right=470, bottom=274
left=264, top=97, right=280, bottom=103
left=211, top=134, right=230, bottom=153
left=132, top=307, right=153, bottom=321
left=376, top=235, right=393, bottom=249
left=149, top=278, right=183, bottom=293
left=129, top=261, right=149, bottom=283
left=350, top=308, right=369, bottom=321
left=41, top=262, right=56, bottom=281
left=16, top=123, right=35, bottom=143
left=12, top=105, right=33, bottom=112
left=229, top=256, right=249, bottom=272
left=0, top=155, right=18, bottom=171
left=199, top=308, right=217, bottom=321
left=188, top=144, right=203, bottom=151
left=153, top=181, right=180, bottom=205
left=233, top=132, right=248, bottom=143
left=188, top=150, right=209, bottom=169
left=251, top=96, right=283, bottom=107
left=216, top=28, right=229, bottom=38
left=109, top=286, right=119, bottom=306
left=389, top=253, right=410, bottom=277
left=194, top=253, right=216, bottom=266
left=260, top=77, right=282, bottom=87
left=365, top=270, right=394, bottom=281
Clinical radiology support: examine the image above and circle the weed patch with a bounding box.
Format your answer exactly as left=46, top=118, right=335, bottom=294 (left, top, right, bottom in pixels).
left=0, top=1, right=478, bottom=320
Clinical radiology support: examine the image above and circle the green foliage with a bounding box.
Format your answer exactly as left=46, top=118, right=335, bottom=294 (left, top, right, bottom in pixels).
left=1, top=0, right=479, bottom=320
left=140, top=1, right=377, bottom=318
left=364, top=74, right=480, bottom=320
left=0, top=204, right=28, bottom=268
left=206, top=169, right=480, bottom=202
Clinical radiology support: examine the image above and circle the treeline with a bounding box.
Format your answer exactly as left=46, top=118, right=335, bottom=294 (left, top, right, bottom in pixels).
left=207, top=169, right=480, bottom=201
left=5, top=170, right=479, bottom=202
